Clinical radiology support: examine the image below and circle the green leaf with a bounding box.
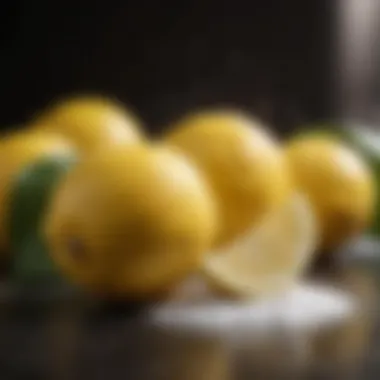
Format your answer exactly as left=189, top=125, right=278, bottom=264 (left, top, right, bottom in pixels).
left=8, top=154, right=76, bottom=283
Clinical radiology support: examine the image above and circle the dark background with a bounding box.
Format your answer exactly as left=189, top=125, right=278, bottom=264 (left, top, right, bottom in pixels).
left=0, top=0, right=335, bottom=135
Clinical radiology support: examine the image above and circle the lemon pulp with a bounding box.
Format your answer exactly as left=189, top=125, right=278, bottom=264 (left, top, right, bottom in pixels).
left=202, top=194, right=318, bottom=298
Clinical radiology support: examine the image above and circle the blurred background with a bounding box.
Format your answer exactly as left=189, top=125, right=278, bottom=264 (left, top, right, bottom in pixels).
left=0, top=0, right=350, bottom=135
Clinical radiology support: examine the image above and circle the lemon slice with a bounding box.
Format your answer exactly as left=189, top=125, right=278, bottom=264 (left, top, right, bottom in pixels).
left=202, top=194, right=319, bottom=298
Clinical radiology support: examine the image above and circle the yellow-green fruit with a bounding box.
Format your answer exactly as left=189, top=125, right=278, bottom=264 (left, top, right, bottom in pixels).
left=0, top=130, right=74, bottom=252
left=44, top=144, right=217, bottom=298
left=285, top=135, right=375, bottom=250
left=32, top=95, right=143, bottom=152
left=164, top=110, right=291, bottom=247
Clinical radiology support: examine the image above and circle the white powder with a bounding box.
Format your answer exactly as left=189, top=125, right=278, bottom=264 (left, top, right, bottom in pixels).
left=149, top=282, right=357, bottom=337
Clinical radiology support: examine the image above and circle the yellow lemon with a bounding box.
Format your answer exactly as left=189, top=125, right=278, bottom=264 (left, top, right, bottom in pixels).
left=0, top=130, right=75, bottom=252
left=164, top=110, right=291, bottom=247
left=285, top=135, right=375, bottom=250
left=44, top=144, right=217, bottom=298
left=32, top=95, right=143, bottom=152
left=202, top=194, right=318, bottom=298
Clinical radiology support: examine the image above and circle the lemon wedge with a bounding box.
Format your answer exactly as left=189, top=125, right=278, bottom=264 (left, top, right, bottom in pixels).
left=202, top=194, right=319, bottom=298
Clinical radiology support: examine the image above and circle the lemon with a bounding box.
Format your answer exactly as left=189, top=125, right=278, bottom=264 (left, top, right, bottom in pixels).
left=44, top=144, right=217, bottom=298
left=202, top=194, right=318, bottom=298
left=164, top=110, right=291, bottom=247
left=32, top=95, right=143, bottom=152
left=285, top=135, right=375, bottom=250
left=0, top=130, right=75, bottom=253
left=335, top=125, right=380, bottom=235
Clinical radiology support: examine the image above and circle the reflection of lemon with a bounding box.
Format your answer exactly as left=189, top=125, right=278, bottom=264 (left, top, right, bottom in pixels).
left=164, top=110, right=291, bottom=247
left=155, top=334, right=229, bottom=380
left=202, top=194, right=318, bottom=298
left=44, top=144, right=217, bottom=298
left=0, top=130, right=74, bottom=253
left=285, top=136, right=375, bottom=250
left=32, top=95, right=143, bottom=152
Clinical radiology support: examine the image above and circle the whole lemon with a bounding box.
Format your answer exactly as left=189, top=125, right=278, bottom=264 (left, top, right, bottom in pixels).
left=285, top=135, right=375, bottom=250
left=32, top=95, right=143, bottom=152
left=44, top=144, right=217, bottom=298
left=164, top=110, right=291, bottom=247
left=0, top=130, right=75, bottom=252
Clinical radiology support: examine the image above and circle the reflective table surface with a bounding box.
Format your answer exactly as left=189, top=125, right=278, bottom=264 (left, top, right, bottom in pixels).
left=1, top=239, right=380, bottom=380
